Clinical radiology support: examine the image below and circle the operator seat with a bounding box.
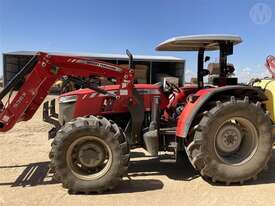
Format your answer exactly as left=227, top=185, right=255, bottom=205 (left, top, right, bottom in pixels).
left=207, top=63, right=238, bottom=85
left=208, top=63, right=221, bottom=76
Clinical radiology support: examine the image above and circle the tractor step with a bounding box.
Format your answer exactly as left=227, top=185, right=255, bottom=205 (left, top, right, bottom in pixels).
left=168, top=141, right=177, bottom=149
left=158, top=141, right=178, bottom=162
left=160, top=127, right=176, bottom=135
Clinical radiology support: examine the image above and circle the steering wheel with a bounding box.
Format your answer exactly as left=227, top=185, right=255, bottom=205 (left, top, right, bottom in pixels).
left=165, top=81, right=181, bottom=93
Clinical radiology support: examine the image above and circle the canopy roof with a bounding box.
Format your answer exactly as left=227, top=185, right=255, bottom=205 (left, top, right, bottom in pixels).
left=156, top=34, right=242, bottom=51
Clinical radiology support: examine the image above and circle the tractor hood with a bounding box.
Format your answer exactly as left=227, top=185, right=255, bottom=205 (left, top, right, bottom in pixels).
left=60, top=84, right=163, bottom=97
left=58, top=84, right=168, bottom=124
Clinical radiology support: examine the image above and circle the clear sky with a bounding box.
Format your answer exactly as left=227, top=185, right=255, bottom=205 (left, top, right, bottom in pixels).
left=0, top=0, right=274, bottom=82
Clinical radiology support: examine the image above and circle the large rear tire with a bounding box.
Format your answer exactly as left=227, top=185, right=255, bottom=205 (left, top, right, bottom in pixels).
left=186, top=97, right=272, bottom=184
left=51, top=116, right=130, bottom=193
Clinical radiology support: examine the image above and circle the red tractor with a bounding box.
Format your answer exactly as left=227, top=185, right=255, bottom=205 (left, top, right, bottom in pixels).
left=0, top=35, right=273, bottom=193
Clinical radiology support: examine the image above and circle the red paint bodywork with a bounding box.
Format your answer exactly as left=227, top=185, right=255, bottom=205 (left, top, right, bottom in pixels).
left=0, top=52, right=135, bottom=131
left=62, top=84, right=169, bottom=117
left=61, top=82, right=214, bottom=139
left=176, top=88, right=213, bottom=138
left=0, top=51, right=220, bottom=142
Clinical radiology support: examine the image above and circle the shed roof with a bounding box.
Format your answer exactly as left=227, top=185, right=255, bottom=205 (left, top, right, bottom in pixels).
left=3, top=51, right=184, bottom=63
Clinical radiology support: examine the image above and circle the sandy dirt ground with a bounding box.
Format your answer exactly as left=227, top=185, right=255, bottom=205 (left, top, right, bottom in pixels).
left=1, top=95, right=275, bottom=206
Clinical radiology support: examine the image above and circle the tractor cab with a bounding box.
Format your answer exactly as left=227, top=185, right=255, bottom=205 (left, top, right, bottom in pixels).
left=156, top=34, right=242, bottom=88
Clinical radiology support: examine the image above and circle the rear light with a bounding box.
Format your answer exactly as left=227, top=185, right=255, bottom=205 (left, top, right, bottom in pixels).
left=59, top=95, right=77, bottom=103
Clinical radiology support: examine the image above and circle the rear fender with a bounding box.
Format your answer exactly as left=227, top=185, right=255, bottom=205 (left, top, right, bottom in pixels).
left=176, top=86, right=267, bottom=138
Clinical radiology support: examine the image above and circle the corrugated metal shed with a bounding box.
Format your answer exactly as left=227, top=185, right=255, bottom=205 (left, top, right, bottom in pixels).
left=2, top=51, right=185, bottom=86
left=3, top=51, right=183, bottom=62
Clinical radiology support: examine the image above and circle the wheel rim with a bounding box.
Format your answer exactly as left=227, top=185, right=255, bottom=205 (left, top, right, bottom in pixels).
left=66, top=136, right=112, bottom=180
left=214, top=117, right=259, bottom=165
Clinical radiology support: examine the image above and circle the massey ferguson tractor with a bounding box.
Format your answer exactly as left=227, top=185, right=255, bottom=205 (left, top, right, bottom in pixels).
left=0, top=34, right=275, bottom=193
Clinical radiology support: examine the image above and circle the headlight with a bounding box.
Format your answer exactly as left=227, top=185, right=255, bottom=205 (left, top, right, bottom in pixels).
left=59, top=95, right=77, bottom=103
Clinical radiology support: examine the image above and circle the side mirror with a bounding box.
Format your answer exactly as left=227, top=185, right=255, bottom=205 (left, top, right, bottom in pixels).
left=205, top=56, right=210, bottom=62
left=126, top=49, right=134, bottom=69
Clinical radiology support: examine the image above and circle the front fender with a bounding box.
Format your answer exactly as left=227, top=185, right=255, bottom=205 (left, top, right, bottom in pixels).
left=176, top=86, right=267, bottom=138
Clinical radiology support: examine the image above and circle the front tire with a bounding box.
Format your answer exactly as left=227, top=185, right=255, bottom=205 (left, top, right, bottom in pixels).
left=51, top=116, right=130, bottom=193
left=186, top=97, right=272, bottom=184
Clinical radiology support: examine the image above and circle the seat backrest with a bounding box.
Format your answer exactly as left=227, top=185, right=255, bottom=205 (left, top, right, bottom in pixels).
left=208, top=63, right=235, bottom=75
left=190, top=77, right=198, bottom=84
left=208, top=63, right=220, bottom=75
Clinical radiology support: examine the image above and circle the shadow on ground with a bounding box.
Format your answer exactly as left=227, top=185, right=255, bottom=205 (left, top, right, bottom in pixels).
left=129, top=151, right=199, bottom=181
left=0, top=150, right=197, bottom=193
left=1, top=149, right=275, bottom=192
left=0, top=160, right=165, bottom=193
left=0, top=162, right=57, bottom=187
left=0, top=161, right=164, bottom=193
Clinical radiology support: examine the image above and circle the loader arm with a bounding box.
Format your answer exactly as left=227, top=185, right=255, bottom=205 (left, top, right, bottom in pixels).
left=0, top=52, right=135, bottom=132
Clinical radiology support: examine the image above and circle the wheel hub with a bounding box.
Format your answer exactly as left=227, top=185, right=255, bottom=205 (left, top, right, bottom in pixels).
left=216, top=123, right=243, bottom=154
left=78, top=143, right=106, bottom=168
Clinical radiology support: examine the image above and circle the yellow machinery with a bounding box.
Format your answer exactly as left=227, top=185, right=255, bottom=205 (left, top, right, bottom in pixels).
left=253, top=55, right=275, bottom=134
left=254, top=79, right=275, bottom=122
